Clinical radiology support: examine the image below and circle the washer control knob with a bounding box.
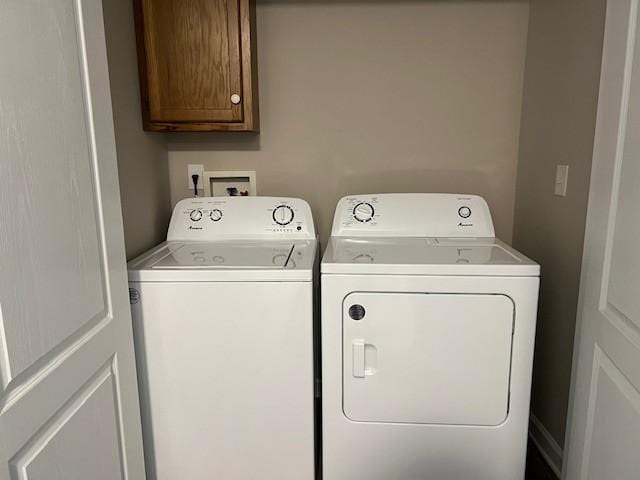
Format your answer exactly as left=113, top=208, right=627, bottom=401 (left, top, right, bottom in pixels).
left=353, top=202, right=375, bottom=223
left=273, top=205, right=294, bottom=225
left=189, top=209, right=203, bottom=221
left=458, top=206, right=472, bottom=219
left=209, top=209, right=223, bottom=222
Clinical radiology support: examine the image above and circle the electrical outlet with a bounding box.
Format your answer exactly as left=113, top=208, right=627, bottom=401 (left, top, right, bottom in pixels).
left=554, top=165, right=569, bottom=197
left=187, top=164, right=205, bottom=190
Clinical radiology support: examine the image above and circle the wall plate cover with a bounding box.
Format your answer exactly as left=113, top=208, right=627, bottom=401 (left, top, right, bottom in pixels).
left=554, top=165, right=569, bottom=197
left=187, top=164, right=205, bottom=189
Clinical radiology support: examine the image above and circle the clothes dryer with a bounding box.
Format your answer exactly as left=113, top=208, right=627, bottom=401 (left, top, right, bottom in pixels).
left=321, top=193, right=539, bottom=480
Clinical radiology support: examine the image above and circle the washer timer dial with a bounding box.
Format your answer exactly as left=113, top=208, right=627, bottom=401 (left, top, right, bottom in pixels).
left=353, top=202, right=375, bottom=223
left=209, top=209, right=223, bottom=222
left=273, top=205, right=295, bottom=226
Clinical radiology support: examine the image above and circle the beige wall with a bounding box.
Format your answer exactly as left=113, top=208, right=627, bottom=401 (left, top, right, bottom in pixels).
left=168, top=0, right=530, bottom=244
left=513, top=0, right=606, bottom=448
left=103, top=0, right=171, bottom=259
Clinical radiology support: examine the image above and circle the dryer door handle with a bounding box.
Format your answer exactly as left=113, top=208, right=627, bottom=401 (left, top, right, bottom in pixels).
left=352, top=339, right=365, bottom=378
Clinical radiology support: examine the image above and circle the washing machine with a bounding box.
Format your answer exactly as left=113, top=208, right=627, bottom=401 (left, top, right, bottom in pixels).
left=128, top=196, right=318, bottom=480
left=321, top=193, right=540, bottom=480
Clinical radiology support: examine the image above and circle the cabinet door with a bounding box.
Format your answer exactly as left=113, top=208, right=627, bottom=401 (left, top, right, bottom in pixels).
left=343, top=292, right=514, bottom=426
left=136, top=0, right=249, bottom=128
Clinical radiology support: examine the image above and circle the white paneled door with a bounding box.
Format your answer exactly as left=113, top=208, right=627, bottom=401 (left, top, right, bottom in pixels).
left=564, top=0, right=640, bottom=479
left=0, top=0, right=145, bottom=479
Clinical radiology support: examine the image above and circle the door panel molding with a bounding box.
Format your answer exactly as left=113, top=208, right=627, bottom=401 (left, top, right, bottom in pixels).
left=599, top=319, right=640, bottom=392
left=74, top=0, right=114, bottom=323
left=1, top=0, right=111, bottom=380
left=0, top=314, right=113, bottom=414
left=580, top=345, right=640, bottom=479
left=601, top=303, right=640, bottom=350
left=0, top=304, right=12, bottom=390
left=598, top=0, right=638, bottom=320
left=0, top=0, right=115, bottom=402
left=9, top=355, right=127, bottom=479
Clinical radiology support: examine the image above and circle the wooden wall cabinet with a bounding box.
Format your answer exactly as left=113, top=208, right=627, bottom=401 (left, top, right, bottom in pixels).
left=134, top=0, right=258, bottom=132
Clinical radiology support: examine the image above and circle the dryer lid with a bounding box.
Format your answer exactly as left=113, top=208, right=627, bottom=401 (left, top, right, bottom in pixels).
left=321, top=237, right=539, bottom=276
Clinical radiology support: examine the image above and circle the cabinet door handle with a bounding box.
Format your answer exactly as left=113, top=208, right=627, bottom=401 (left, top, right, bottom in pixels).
left=231, top=94, right=241, bottom=104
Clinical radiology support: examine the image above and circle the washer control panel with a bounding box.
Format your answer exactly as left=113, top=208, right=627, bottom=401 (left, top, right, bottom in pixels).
left=331, top=193, right=495, bottom=238
left=168, top=197, right=316, bottom=241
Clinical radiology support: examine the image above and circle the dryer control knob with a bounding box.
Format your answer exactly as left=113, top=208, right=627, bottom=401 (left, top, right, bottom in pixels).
left=353, top=202, right=375, bottom=223
left=458, top=206, right=472, bottom=219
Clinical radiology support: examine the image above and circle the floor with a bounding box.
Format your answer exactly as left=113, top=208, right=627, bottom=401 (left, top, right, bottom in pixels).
left=525, top=441, right=559, bottom=480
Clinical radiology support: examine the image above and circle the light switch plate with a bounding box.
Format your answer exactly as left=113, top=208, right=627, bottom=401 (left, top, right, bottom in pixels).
left=555, top=165, right=569, bottom=197
left=187, top=164, right=205, bottom=190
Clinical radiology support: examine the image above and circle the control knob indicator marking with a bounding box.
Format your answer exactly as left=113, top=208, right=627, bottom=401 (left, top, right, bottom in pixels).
left=458, top=206, right=472, bottom=219
left=209, top=209, right=223, bottom=222
left=273, top=205, right=295, bottom=225
left=189, top=209, right=203, bottom=221
left=353, top=202, right=375, bottom=223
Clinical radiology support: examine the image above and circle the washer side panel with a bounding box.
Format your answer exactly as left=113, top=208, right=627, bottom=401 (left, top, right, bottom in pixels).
left=131, top=281, right=315, bottom=480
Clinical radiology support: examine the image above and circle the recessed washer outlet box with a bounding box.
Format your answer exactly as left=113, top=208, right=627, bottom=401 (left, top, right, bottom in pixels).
left=204, top=170, right=257, bottom=196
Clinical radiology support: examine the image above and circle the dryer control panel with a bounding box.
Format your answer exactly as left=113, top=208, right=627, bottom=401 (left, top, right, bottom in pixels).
left=331, top=193, right=495, bottom=238
left=167, top=197, right=316, bottom=241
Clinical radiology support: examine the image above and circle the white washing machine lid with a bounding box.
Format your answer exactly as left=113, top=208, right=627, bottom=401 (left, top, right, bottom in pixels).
left=129, top=196, right=317, bottom=282
left=321, top=236, right=539, bottom=276
left=128, top=240, right=317, bottom=282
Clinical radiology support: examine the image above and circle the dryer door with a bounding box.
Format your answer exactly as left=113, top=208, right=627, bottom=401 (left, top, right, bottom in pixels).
left=343, top=292, right=514, bottom=425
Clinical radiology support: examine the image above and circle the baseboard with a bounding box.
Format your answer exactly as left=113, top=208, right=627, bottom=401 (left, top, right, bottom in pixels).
left=529, top=413, right=563, bottom=479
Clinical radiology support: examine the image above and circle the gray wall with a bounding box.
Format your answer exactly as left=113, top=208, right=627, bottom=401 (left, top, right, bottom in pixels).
left=103, top=0, right=171, bottom=259
left=168, top=0, right=530, bottom=244
left=513, top=0, right=606, bottom=448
